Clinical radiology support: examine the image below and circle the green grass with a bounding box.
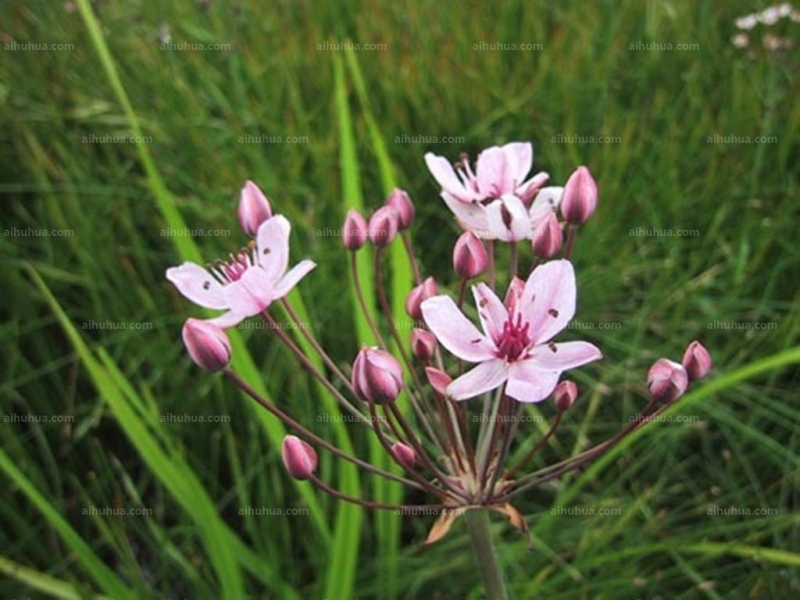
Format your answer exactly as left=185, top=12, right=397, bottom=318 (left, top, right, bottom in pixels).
left=1, top=0, right=798, bottom=598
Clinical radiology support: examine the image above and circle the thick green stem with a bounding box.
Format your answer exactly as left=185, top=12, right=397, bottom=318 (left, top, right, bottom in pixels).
left=464, top=509, right=508, bottom=600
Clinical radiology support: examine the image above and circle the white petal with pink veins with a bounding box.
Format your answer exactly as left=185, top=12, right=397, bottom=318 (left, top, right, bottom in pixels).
left=256, top=216, right=291, bottom=284
left=447, top=359, right=508, bottom=401
left=223, top=268, right=274, bottom=317
left=441, top=191, right=491, bottom=237
left=529, top=186, right=563, bottom=227
left=502, top=142, right=532, bottom=186
left=505, top=360, right=561, bottom=403
left=166, top=263, right=227, bottom=309
left=272, top=259, right=316, bottom=300
left=472, top=283, right=509, bottom=344
left=424, top=153, right=474, bottom=202
left=485, top=195, right=532, bottom=241
left=521, top=259, right=576, bottom=343
left=476, top=146, right=511, bottom=198
left=420, top=296, right=496, bottom=362
left=529, top=341, right=602, bottom=371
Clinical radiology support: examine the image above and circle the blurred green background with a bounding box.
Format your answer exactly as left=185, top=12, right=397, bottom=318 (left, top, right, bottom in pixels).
left=1, top=0, right=798, bottom=598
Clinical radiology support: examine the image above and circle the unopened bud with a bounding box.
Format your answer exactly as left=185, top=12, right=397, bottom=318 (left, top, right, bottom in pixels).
left=682, top=340, right=712, bottom=381
left=368, top=206, right=399, bottom=247
left=343, top=209, right=368, bottom=251
left=453, top=231, right=488, bottom=279
left=352, top=347, right=403, bottom=404
left=647, top=358, right=688, bottom=403
left=561, top=166, right=598, bottom=225
left=390, top=442, right=416, bottom=469
left=410, top=328, right=437, bottom=361
left=553, top=380, right=578, bottom=411
left=238, top=180, right=273, bottom=237
left=532, top=211, right=563, bottom=259
left=281, top=435, right=317, bottom=480
left=182, top=318, right=231, bottom=371
left=385, top=188, right=415, bottom=230
left=405, top=277, right=438, bottom=320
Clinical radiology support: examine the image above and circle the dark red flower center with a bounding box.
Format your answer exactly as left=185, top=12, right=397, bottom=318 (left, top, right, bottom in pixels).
left=496, top=313, right=531, bottom=361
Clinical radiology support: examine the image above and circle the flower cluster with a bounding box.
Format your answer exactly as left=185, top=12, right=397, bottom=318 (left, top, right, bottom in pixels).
left=166, top=144, right=711, bottom=542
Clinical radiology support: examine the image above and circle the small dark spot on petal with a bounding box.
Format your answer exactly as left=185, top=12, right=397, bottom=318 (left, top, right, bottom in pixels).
left=479, top=298, right=488, bottom=308
left=263, top=247, right=271, bottom=255
left=471, top=338, right=482, bottom=344
left=548, top=341, right=558, bottom=353
left=203, top=281, right=211, bottom=290
left=548, top=308, right=559, bottom=318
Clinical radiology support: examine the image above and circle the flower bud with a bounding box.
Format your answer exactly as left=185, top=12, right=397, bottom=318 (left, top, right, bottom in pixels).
left=181, top=318, right=231, bottom=371
left=553, top=380, right=578, bottom=411
left=424, top=366, right=452, bottom=396
left=368, top=206, right=399, bottom=247
left=453, top=231, right=488, bottom=279
left=647, top=358, right=688, bottom=404
left=238, top=180, right=272, bottom=237
left=281, top=435, right=317, bottom=480
left=385, top=188, right=415, bottom=230
left=405, top=277, right=438, bottom=320
left=343, top=209, right=368, bottom=251
left=390, top=442, right=416, bottom=469
left=532, top=211, right=563, bottom=259
left=352, top=347, right=403, bottom=404
left=561, top=166, right=598, bottom=225
left=410, top=328, right=437, bottom=361
left=682, top=340, right=712, bottom=381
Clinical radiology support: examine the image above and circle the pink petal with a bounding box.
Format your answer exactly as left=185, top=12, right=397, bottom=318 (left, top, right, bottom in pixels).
left=166, top=263, right=227, bottom=310
left=256, top=215, right=291, bottom=285
left=529, top=186, right=563, bottom=228
left=485, top=195, right=532, bottom=241
left=504, top=277, right=526, bottom=318
left=505, top=360, right=561, bottom=403
left=521, top=259, right=576, bottom=343
left=472, top=283, right=508, bottom=344
left=528, top=341, right=602, bottom=370
left=222, top=267, right=274, bottom=317
left=425, top=153, right=473, bottom=202
left=272, top=259, right=316, bottom=299
left=476, top=146, right=511, bottom=197
left=207, top=311, right=246, bottom=329
left=447, top=359, right=508, bottom=401
left=441, top=191, right=491, bottom=238
left=420, top=296, right=496, bottom=362
left=502, top=142, right=532, bottom=186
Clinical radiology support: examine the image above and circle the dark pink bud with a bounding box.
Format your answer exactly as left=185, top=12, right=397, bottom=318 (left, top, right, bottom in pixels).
left=647, top=358, right=689, bottom=403
left=385, top=188, right=415, bottom=230
left=238, top=180, right=272, bottom=237
left=368, top=206, right=399, bottom=247
left=682, top=340, right=712, bottom=381
left=351, top=347, right=403, bottom=404
left=453, top=231, right=488, bottom=279
left=343, top=209, right=368, bottom=251
left=553, top=380, right=578, bottom=411
left=390, top=442, right=416, bottom=469
left=405, top=277, right=438, bottom=320
left=410, top=328, right=437, bottom=361
left=281, top=435, right=318, bottom=480
left=561, top=166, right=598, bottom=225
left=182, top=318, right=231, bottom=371
left=424, top=366, right=452, bottom=396
left=532, top=211, right=563, bottom=259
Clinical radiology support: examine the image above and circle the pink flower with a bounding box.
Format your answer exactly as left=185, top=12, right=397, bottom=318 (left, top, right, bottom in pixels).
left=424, top=142, right=558, bottom=241
left=561, top=166, right=598, bottom=225
left=351, top=347, right=404, bottom=405
left=166, top=215, right=315, bottom=328
left=682, top=340, right=712, bottom=381
left=238, top=180, right=272, bottom=237
left=647, top=359, right=688, bottom=403
left=182, top=318, right=232, bottom=371
left=420, top=260, right=602, bottom=403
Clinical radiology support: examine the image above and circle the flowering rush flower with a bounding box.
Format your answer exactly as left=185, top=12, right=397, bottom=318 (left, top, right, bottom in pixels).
left=424, top=142, right=562, bottom=241
left=166, top=215, right=315, bottom=328
left=421, top=259, right=602, bottom=402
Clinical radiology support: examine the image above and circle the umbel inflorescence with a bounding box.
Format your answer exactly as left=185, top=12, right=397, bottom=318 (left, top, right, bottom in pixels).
left=166, top=142, right=711, bottom=542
